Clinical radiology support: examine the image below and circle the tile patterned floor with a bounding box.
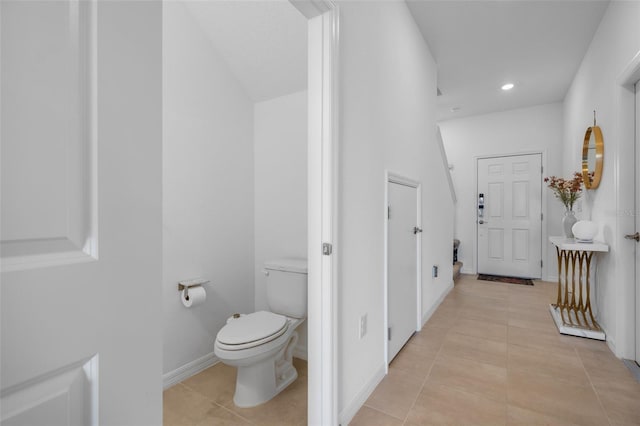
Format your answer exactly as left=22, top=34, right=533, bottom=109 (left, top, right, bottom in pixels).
left=350, top=274, right=640, bottom=426
left=163, top=358, right=307, bottom=426
left=164, top=274, right=640, bottom=425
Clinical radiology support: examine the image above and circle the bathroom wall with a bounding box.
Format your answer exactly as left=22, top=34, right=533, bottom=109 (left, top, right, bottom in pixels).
left=562, top=1, right=640, bottom=357
left=163, top=2, right=255, bottom=377
left=337, top=1, right=454, bottom=422
left=439, top=103, right=565, bottom=281
left=254, top=90, right=308, bottom=357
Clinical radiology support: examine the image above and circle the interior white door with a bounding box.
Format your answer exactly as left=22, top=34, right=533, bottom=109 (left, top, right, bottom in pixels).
left=477, top=154, right=542, bottom=278
left=1, top=2, right=162, bottom=425
left=635, top=82, right=640, bottom=365
left=387, top=181, right=418, bottom=362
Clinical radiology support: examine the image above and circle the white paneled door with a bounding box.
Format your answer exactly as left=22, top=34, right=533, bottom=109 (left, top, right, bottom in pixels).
left=635, top=82, right=640, bottom=365
left=387, top=180, right=419, bottom=362
left=1, top=2, right=162, bottom=425
left=477, top=154, right=542, bottom=279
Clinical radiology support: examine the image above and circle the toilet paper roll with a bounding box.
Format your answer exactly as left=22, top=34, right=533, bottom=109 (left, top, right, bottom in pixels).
left=181, top=286, right=206, bottom=308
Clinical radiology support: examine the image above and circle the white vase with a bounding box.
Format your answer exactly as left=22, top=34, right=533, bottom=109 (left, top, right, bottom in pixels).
left=562, top=210, right=577, bottom=238
left=572, top=220, right=598, bottom=242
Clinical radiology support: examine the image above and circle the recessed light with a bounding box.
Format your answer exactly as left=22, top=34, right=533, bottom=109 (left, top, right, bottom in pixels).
left=501, top=83, right=515, bottom=91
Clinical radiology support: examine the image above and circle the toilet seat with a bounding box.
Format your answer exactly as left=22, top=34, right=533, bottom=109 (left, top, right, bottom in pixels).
left=216, top=311, right=288, bottom=351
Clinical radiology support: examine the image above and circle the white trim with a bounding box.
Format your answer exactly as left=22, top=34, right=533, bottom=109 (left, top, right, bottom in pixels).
left=613, top=49, right=640, bottom=359
left=384, top=171, right=422, bottom=372
left=162, top=352, right=219, bottom=390
left=422, top=280, right=454, bottom=326
left=305, top=2, right=339, bottom=425
left=1, top=250, right=96, bottom=273
left=337, top=363, right=386, bottom=426
left=436, top=126, right=457, bottom=203
left=475, top=152, right=545, bottom=280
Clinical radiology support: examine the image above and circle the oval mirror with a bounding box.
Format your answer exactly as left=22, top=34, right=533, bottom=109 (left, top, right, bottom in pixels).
left=582, top=125, right=603, bottom=189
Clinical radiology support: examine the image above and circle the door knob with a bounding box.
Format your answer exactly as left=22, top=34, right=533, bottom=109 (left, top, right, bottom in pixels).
left=479, top=220, right=487, bottom=225
left=624, top=232, right=639, bottom=242
left=413, top=227, right=423, bottom=234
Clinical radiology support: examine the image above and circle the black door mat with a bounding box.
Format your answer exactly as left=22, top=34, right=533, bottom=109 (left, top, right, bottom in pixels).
left=477, top=274, right=534, bottom=286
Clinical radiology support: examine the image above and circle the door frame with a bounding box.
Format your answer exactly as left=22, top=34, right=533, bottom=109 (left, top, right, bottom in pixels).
left=616, top=49, right=640, bottom=361
left=294, top=1, right=340, bottom=424
left=474, top=151, right=546, bottom=280
left=383, top=171, right=422, bottom=372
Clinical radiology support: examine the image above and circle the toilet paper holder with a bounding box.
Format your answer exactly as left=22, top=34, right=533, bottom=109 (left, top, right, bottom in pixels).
left=178, top=278, right=210, bottom=293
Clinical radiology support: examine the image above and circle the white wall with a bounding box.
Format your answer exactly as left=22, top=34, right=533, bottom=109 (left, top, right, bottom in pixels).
left=439, top=103, right=565, bottom=281
left=337, top=2, right=454, bottom=422
left=254, top=90, right=308, bottom=356
left=562, top=1, right=640, bottom=357
left=163, top=3, right=255, bottom=375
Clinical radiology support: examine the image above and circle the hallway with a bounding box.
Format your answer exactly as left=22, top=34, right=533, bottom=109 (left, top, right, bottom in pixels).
left=350, top=275, right=640, bottom=425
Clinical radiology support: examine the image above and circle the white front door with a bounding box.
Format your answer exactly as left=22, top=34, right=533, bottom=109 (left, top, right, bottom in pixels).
left=387, top=181, right=419, bottom=362
left=1, top=2, right=162, bottom=425
left=477, top=154, right=542, bottom=279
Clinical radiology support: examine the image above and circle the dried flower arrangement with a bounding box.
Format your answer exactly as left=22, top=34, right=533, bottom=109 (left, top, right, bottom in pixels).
left=544, top=172, right=585, bottom=211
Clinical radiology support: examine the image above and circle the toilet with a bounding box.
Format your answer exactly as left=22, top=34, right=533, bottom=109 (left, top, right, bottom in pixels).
left=214, top=258, right=307, bottom=407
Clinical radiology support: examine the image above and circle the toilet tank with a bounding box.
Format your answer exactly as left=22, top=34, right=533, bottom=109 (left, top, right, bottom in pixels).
left=264, top=258, right=307, bottom=319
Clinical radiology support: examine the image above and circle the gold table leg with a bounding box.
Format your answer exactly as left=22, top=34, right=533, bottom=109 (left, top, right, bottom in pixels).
left=551, top=248, right=603, bottom=335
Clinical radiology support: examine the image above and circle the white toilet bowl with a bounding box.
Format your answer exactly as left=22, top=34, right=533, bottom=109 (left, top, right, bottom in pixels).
left=214, top=310, right=304, bottom=407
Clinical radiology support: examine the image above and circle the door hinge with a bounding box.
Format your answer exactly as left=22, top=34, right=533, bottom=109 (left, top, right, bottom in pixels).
left=541, top=213, right=543, bottom=221
left=541, top=260, right=543, bottom=268
left=541, top=165, right=543, bottom=173
left=322, top=243, right=333, bottom=256
left=388, top=327, right=392, bottom=341
left=387, top=205, right=391, bottom=220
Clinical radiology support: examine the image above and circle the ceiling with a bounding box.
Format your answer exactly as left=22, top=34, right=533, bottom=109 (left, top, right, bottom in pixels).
left=185, top=0, right=307, bottom=103
left=406, top=0, right=610, bottom=121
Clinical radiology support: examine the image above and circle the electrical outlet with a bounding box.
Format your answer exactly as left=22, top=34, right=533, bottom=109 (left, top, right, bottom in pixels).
left=359, top=314, right=367, bottom=339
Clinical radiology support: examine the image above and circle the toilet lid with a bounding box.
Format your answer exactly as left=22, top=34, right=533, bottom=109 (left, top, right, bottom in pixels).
left=217, top=311, right=288, bottom=348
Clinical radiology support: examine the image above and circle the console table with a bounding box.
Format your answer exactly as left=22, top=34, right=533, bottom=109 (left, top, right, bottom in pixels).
left=549, top=237, right=609, bottom=340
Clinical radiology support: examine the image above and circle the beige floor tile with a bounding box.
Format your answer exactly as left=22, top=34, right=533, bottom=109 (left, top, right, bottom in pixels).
left=508, top=325, right=575, bottom=356
left=226, top=375, right=307, bottom=426
left=596, top=388, right=640, bottom=426
left=348, top=406, right=404, bottom=426
left=404, top=382, right=507, bottom=426
left=456, top=283, right=509, bottom=301
left=576, top=347, right=636, bottom=382
left=439, top=330, right=508, bottom=368
left=507, top=368, right=609, bottom=426
left=163, top=383, right=251, bottom=426
left=507, top=343, right=590, bottom=387
left=458, top=304, right=509, bottom=325
left=388, top=341, right=437, bottom=379
left=181, top=363, right=237, bottom=407
left=364, top=367, right=424, bottom=420
left=406, top=324, right=448, bottom=355
left=451, top=317, right=508, bottom=343
left=559, top=334, right=611, bottom=353
left=423, top=306, right=459, bottom=330
left=428, top=355, right=508, bottom=403
left=507, top=404, right=583, bottom=426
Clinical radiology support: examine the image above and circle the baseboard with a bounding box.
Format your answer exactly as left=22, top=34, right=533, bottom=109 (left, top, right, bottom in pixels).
left=163, top=352, right=219, bottom=390
left=422, top=280, right=454, bottom=327
left=460, top=266, right=475, bottom=275
left=338, top=363, right=386, bottom=426
left=293, top=343, right=308, bottom=361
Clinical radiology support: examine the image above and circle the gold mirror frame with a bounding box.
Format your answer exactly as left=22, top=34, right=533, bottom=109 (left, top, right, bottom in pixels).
left=582, top=125, right=603, bottom=189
